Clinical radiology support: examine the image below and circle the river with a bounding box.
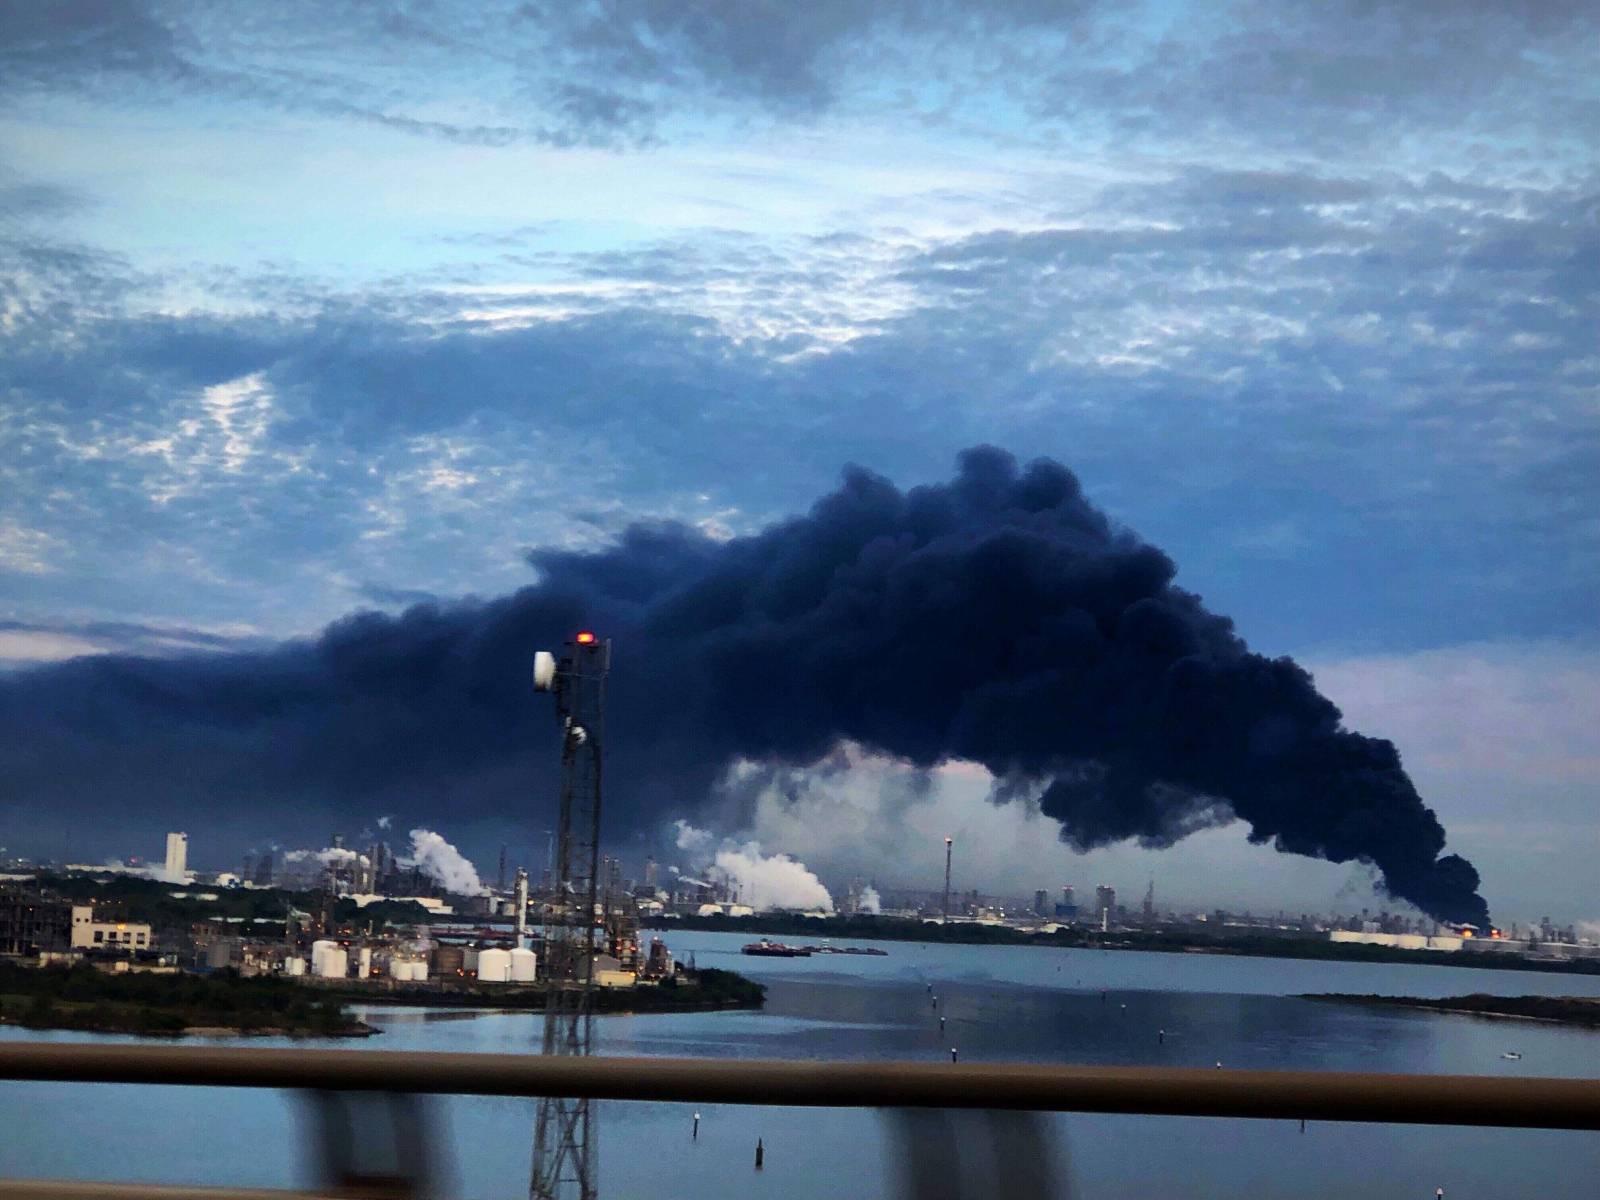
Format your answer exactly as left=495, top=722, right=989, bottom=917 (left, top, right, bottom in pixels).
left=4, top=931, right=1599, bottom=1197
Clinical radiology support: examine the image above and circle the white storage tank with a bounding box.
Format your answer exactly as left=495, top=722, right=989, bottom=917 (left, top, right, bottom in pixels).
left=357, top=947, right=373, bottom=978
left=315, top=947, right=348, bottom=978
left=477, top=948, right=512, bottom=983
left=388, top=956, right=410, bottom=980
left=284, top=957, right=306, bottom=977
left=509, top=947, right=537, bottom=982
left=407, top=960, right=428, bottom=982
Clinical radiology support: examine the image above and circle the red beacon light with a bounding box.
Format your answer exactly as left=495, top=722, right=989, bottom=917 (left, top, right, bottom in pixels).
left=575, top=630, right=596, bottom=645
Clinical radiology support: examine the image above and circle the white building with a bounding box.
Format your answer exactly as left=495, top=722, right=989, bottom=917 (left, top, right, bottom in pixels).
left=70, top=906, right=153, bottom=952
left=164, top=832, right=188, bottom=880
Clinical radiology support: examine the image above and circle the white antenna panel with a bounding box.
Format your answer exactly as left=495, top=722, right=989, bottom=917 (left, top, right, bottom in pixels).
left=532, top=650, right=557, bottom=691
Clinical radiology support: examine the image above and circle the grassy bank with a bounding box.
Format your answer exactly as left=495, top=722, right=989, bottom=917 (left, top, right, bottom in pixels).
left=648, top=913, right=1600, bottom=976
left=0, top=960, right=370, bottom=1037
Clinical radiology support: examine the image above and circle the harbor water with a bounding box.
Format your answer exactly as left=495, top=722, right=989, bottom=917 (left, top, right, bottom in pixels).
left=4, top=931, right=1600, bottom=1197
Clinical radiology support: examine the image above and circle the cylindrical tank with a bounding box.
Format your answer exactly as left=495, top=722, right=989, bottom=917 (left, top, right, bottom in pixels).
left=283, top=957, right=306, bottom=977
left=477, top=947, right=512, bottom=983
left=509, top=947, right=537, bottom=982
left=310, top=939, right=336, bottom=975
left=388, top=957, right=410, bottom=980
left=406, top=960, right=428, bottom=982
left=357, top=947, right=373, bottom=978
left=315, top=947, right=348, bottom=978
left=431, top=945, right=465, bottom=976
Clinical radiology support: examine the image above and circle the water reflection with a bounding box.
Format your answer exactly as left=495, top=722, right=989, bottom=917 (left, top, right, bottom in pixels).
left=3, top=934, right=1600, bottom=1198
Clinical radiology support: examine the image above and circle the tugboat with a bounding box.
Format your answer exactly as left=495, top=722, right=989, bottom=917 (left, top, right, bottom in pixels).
left=741, top=939, right=813, bottom=958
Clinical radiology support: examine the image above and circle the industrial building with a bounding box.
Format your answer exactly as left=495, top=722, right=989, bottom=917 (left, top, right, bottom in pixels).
left=70, top=906, right=154, bottom=952
left=164, top=832, right=188, bottom=880
left=1095, top=885, right=1116, bottom=921
left=0, top=890, right=71, bottom=957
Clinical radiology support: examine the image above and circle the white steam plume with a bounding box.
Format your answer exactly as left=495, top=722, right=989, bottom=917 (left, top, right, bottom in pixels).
left=673, top=819, right=713, bottom=855
left=674, top=820, right=833, bottom=912
left=399, top=828, right=485, bottom=895
left=858, top=885, right=882, bottom=915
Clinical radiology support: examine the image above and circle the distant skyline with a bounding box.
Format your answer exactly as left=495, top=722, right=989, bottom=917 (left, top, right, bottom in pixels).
left=1, top=3, right=1596, bottom=921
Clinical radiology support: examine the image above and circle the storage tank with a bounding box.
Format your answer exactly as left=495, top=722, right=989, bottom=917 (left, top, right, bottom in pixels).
left=509, top=947, right=537, bottom=982
left=406, top=960, right=428, bottom=982
left=357, top=947, right=373, bottom=978
left=283, top=957, right=306, bottom=977
left=310, top=939, right=337, bottom=975
left=388, top=956, right=411, bottom=980
left=315, top=947, right=348, bottom=978
left=477, top=948, right=512, bottom=983
left=432, top=945, right=465, bottom=977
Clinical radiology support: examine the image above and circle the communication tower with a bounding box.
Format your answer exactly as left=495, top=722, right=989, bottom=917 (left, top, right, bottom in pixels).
left=528, top=631, right=609, bottom=1200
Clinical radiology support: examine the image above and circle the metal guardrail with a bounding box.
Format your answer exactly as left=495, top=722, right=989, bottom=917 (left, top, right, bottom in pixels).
left=4, top=1043, right=1600, bottom=1129
left=0, top=1185, right=357, bottom=1200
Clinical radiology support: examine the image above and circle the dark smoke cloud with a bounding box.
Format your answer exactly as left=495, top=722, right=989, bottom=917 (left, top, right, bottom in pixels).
left=0, top=447, right=1487, bottom=924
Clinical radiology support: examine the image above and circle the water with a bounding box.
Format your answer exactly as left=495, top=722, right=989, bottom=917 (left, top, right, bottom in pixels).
left=5, top=933, right=1600, bottom=1198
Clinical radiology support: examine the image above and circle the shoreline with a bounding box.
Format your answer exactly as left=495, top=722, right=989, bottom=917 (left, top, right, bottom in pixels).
left=0, top=1013, right=378, bottom=1039
left=0, top=964, right=765, bottom=1037
left=648, top=918, right=1600, bottom=977
left=1303, top=992, right=1600, bottom=1029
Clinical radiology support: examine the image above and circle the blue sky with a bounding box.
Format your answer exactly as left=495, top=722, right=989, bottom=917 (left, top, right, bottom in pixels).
left=1, top=1, right=1596, bottom=920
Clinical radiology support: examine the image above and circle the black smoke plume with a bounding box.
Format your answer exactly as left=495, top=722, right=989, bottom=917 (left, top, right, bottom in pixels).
left=0, top=448, right=1488, bottom=924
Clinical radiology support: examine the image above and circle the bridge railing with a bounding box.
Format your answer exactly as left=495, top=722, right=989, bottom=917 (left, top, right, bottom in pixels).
left=3, top=1044, right=1598, bottom=1198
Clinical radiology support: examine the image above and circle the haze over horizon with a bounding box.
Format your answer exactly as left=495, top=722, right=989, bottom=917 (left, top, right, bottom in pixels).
left=1, top=2, right=1596, bottom=922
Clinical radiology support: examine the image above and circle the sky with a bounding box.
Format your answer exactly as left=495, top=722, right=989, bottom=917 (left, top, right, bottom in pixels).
left=0, top=1, right=1596, bottom=922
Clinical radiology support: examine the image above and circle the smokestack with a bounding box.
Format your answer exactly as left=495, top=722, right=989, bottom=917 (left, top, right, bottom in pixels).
left=514, top=867, right=530, bottom=949
left=0, top=447, right=1489, bottom=926
left=942, top=836, right=953, bottom=924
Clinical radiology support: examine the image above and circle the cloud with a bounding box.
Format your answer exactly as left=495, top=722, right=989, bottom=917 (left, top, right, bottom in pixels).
left=4, top=160, right=1597, bottom=649
left=0, top=618, right=267, bottom=668
left=1309, top=642, right=1600, bottom=800
left=6, top=2, right=1589, bottom=155
left=726, top=743, right=1387, bottom=917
